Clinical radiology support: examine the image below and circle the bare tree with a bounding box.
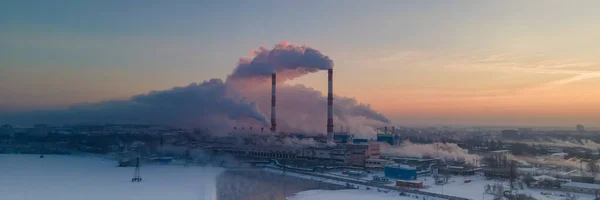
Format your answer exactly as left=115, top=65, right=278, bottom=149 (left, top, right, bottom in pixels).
left=494, top=183, right=505, bottom=199
left=588, top=159, right=599, bottom=176
left=510, top=161, right=518, bottom=190
left=566, top=192, right=579, bottom=200
left=444, top=173, right=451, bottom=184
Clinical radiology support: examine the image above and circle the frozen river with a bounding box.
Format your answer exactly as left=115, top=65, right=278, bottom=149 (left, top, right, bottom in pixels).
left=0, top=154, right=346, bottom=200
left=0, top=154, right=222, bottom=200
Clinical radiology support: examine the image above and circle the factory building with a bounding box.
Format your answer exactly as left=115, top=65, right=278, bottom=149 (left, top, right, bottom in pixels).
left=352, top=139, right=368, bottom=144
left=384, top=164, right=418, bottom=180
left=210, top=140, right=380, bottom=167
left=365, top=158, right=394, bottom=170
left=377, top=134, right=394, bottom=146
left=333, top=133, right=352, bottom=143
left=212, top=145, right=300, bottom=159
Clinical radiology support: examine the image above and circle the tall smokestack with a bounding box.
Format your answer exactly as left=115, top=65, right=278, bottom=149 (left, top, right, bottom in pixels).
left=327, top=69, right=334, bottom=143
left=271, top=73, right=276, bottom=133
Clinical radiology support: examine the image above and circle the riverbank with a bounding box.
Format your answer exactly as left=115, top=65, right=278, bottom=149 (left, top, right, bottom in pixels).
left=216, top=169, right=345, bottom=200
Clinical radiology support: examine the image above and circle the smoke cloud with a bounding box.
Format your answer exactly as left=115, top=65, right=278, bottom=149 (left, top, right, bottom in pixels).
left=379, top=141, right=480, bottom=164
left=508, top=154, right=585, bottom=170
left=228, top=41, right=333, bottom=82
left=505, top=138, right=600, bottom=150
left=0, top=79, right=269, bottom=131
left=1, top=42, right=389, bottom=137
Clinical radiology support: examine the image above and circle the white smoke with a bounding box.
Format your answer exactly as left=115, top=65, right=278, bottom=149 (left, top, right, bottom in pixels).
left=505, top=138, right=600, bottom=150
left=508, top=154, right=587, bottom=170
left=242, top=135, right=318, bottom=148
left=379, top=141, right=480, bottom=164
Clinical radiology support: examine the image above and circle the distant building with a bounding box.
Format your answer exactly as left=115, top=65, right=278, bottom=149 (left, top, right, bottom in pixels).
left=576, top=124, right=585, bottom=132
left=352, top=139, right=369, bottom=144
left=518, top=128, right=533, bottom=133
left=32, top=124, right=48, bottom=137
left=365, top=158, right=394, bottom=170
left=501, top=130, right=520, bottom=139
left=367, top=142, right=381, bottom=159
left=333, top=133, right=352, bottom=143
left=1, top=124, right=14, bottom=137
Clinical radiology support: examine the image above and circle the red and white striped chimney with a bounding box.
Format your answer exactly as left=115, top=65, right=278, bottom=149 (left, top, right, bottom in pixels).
left=327, top=69, right=334, bottom=143
left=271, top=73, right=276, bottom=133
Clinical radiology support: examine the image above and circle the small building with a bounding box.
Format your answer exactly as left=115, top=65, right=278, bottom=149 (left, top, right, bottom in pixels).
left=384, top=164, right=417, bottom=180
left=347, top=170, right=367, bottom=178
left=561, top=182, right=600, bottom=194
left=156, top=157, right=173, bottom=164
left=334, top=133, right=352, bottom=143
left=501, top=130, right=520, bottom=139
left=352, top=139, right=369, bottom=144
left=118, top=159, right=133, bottom=167
left=396, top=180, right=424, bottom=188
left=377, top=134, right=394, bottom=146
left=366, top=143, right=381, bottom=159
left=365, top=158, right=394, bottom=170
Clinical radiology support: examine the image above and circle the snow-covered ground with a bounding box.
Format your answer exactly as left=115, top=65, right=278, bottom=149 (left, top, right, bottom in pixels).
left=0, top=154, right=223, bottom=200
left=271, top=168, right=597, bottom=200
left=3, top=154, right=595, bottom=200
left=288, top=189, right=416, bottom=200
left=417, top=175, right=596, bottom=200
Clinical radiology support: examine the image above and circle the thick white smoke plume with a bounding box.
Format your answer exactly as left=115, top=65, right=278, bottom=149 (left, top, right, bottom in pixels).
left=228, top=41, right=333, bottom=82
left=506, top=138, right=600, bottom=150
left=0, top=79, right=268, bottom=132
left=508, top=154, right=585, bottom=170
left=1, top=42, right=390, bottom=137
left=379, top=141, right=480, bottom=164
left=253, top=136, right=318, bottom=148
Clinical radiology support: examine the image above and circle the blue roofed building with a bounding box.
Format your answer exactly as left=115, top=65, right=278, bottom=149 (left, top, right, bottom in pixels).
left=384, top=164, right=417, bottom=180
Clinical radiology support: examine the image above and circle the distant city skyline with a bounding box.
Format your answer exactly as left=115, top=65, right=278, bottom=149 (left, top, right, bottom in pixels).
left=2, top=0, right=600, bottom=127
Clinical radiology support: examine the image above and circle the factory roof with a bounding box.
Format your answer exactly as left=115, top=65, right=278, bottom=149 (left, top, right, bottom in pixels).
left=562, top=182, right=600, bottom=190
left=386, top=164, right=417, bottom=170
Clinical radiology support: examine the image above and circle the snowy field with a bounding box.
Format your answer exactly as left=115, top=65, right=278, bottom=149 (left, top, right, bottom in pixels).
left=3, top=154, right=594, bottom=200
left=0, top=154, right=223, bottom=200
left=272, top=168, right=597, bottom=200
left=417, top=175, right=596, bottom=200
left=288, top=189, right=414, bottom=200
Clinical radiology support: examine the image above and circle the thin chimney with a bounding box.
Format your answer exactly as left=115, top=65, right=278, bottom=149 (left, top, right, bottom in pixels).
left=271, top=73, right=277, bottom=133
left=327, top=69, right=334, bottom=143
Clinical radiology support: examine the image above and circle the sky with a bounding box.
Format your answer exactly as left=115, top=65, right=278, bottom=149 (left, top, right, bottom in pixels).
left=2, top=0, right=600, bottom=127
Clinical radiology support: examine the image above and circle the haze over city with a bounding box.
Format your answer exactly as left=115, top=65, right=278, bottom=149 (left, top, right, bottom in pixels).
left=2, top=0, right=600, bottom=127
left=6, top=1, right=600, bottom=200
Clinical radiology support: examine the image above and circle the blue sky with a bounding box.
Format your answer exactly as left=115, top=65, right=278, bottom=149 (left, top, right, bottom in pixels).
left=2, top=0, right=600, bottom=126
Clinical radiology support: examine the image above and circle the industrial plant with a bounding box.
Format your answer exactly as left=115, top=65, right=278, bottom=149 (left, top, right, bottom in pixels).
left=3, top=43, right=600, bottom=200
left=4, top=67, right=600, bottom=200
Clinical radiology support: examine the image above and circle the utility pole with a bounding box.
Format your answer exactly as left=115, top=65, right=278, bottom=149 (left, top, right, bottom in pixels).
left=132, top=157, right=142, bottom=182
